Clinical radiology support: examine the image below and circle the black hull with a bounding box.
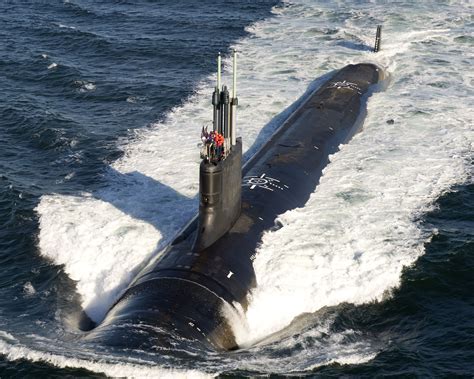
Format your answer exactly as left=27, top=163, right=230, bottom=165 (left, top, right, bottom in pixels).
left=84, top=63, right=384, bottom=351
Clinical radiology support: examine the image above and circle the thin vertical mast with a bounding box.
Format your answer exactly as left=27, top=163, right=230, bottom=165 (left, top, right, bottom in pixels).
left=217, top=52, right=221, bottom=90
left=231, top=49, right=237, bottom=146
left=212, top=53, right=221, bottom=132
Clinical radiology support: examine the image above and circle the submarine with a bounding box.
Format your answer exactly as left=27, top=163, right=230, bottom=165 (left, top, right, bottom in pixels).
left=84, top=33, right=385, bottom=351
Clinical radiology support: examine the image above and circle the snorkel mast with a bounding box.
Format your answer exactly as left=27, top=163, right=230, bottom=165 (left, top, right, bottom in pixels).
left=373, top=25, right=382, bottom=53
left=231, top=49, right=238, bottom=146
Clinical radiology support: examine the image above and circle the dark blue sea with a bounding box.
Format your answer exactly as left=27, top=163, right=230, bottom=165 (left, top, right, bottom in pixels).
left=0, top=0, right=472, bottom=377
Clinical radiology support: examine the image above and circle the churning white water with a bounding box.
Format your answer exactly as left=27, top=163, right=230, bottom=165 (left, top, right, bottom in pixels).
left=31, top=0, right=473, bottom=376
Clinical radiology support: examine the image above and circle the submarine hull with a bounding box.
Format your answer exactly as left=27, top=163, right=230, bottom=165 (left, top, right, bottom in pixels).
left=84, top=63, right=384, bottom=350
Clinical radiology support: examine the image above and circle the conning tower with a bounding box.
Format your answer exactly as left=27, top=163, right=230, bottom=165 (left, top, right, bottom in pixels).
left=194, top=50, right=242, bottom=252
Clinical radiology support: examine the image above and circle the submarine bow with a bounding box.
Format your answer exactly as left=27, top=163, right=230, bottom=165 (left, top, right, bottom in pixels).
left=84, top=61, right=384, bottom=351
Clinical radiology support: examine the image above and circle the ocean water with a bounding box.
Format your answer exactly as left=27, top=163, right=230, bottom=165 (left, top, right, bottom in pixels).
left=0, top=0, right=473, bottom=377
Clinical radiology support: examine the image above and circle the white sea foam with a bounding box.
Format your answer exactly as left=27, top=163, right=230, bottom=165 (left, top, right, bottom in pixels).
left=35, top=0, right=473, bottom=372
left=82, top=83, right=96, bottom=91
left=23, top=282, right=36, bottom=297
left=0, top=337, right=211, bottom=379
left=58, top=23, right=76, bottom=30
left=0, top=325, right=374, bottom=377
left=126, top=96, right=147, bottom=103
left=223, top=312, right=378, bottom=374
left=73, top=80, right=96, bottom=92
left=0, top=331, right=17, bottom=343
